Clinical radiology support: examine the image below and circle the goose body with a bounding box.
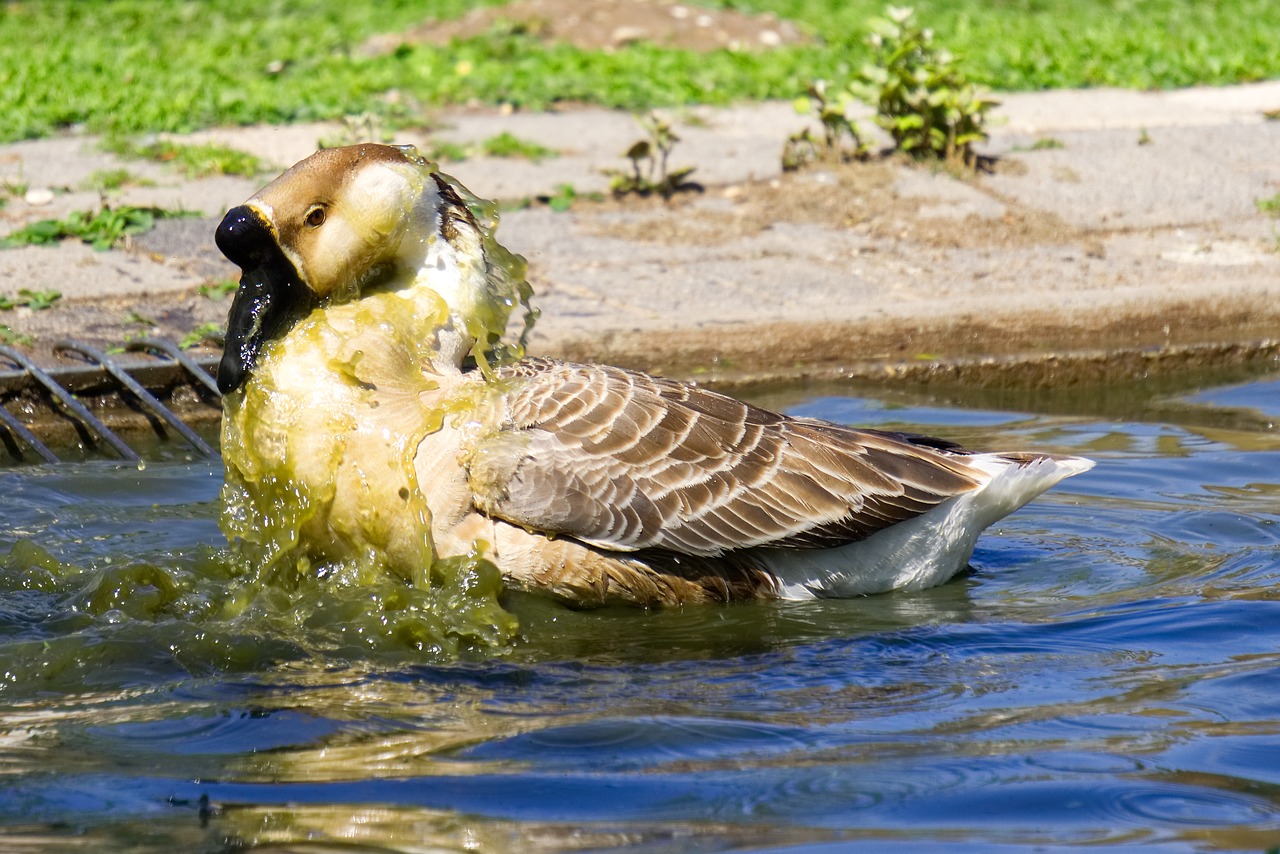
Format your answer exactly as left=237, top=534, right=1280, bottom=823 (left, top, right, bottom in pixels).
left=215, top=144, right=1092, bottom=608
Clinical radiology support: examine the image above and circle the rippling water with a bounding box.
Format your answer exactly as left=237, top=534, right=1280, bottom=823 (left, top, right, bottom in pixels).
left=2, top=375, right=1280, bottom=852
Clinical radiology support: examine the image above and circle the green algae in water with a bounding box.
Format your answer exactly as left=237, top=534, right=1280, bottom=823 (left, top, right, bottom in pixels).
left=437, top=164, right=540, bottom=367
left=212, top=148, right=534, bottom=664
left=0, top=537, right=515, bottom=698
left=217, top=288, right=518, bottom=655
left=0, top=147, right=544, bottom=694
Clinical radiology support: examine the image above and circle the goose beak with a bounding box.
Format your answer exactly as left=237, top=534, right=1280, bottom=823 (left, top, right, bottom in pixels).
left=215, top=205, right=313, bottom=394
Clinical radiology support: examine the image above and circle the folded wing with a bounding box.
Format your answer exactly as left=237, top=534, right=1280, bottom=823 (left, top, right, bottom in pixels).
left=465, top=359, right=988, bottom=556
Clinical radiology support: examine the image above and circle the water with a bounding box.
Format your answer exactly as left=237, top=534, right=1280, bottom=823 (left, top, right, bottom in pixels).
left=2, top=374, right=1280, bottom=852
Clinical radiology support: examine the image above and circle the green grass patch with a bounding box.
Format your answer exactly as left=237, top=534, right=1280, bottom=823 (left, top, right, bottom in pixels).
left=103, top=138, right=266, bottom=178
left=1, top=205, right=196, bottom=251
left=0, top=289, right=62, bottom=311
left=180, top=322, right=226, bottom=349
left=80, top=168, right=155, bottom=192
left=1030, top=137, right=1066, bottom=150
left=0, top=326, right=34, bottom=347
left=423, top=140, right=473, bottom=162
left=2, top=1, right=1280, bottom=143
left=538, top=184, right=602, bottom=212
left=1256, top=192, right=1280, bottom=215
left=423, top=133, right=558, bottom=163
left=0, top=178, right=28, bottom=201
left=198, top=280, right=239, bottom=300
left=478, top=131, right=557, bottom=160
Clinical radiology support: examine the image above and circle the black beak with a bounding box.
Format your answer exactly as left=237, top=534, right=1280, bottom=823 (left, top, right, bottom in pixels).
left=215, top=205, right=313, bottom=395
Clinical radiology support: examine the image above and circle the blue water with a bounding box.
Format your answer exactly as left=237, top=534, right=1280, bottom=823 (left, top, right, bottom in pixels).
left=1, top=376, right=1280, bottom=852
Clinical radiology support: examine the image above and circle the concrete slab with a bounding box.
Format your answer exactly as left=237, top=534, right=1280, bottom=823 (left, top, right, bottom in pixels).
left=1, top=82, right=1279, bottom=383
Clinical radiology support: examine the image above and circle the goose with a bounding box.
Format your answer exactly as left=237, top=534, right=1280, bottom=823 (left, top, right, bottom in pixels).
left=214, top=143, right=1092, bottom=608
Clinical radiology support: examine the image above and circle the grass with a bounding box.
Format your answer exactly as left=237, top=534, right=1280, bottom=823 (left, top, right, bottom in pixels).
left=180, top=322, right=226, bottom=349
left=479, top=131, right=557, bottom=161
left=0, top=205, right=196, bottom=251
left=1030, top=137, right=1066, bottom=150
left=539, top=184, right=602, bottom=212
left=198, top=280, right=239, bottom=300
left=423, top=133, right=558, bottom=163
left=80, top=168, right=154, bottom=193
left=0, top=289, right=62, bottom=311
left=2, top=1, right=1279, bottom=143
left=0, top=326, right=34, bottom=347
left=102, top=138, right=266, bottom=178
left=423, top=140, right=473, bottom=162
left=1256, top=192, right=1280, bottom=215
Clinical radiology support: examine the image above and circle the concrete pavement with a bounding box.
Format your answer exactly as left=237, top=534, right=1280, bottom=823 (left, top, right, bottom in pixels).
left=2, top=82, right=1279, bottom=386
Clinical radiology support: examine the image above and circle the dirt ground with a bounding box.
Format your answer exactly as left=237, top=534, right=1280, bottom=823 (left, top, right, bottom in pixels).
left=362, top=0, right=808, bottom=55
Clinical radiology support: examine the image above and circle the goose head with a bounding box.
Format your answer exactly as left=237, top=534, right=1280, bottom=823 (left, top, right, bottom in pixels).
left=214, top=143, right=528, bottom=394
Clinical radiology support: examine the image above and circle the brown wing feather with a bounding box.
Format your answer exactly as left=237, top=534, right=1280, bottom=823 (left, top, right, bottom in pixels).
left=467, top=359, right=984, bottom=556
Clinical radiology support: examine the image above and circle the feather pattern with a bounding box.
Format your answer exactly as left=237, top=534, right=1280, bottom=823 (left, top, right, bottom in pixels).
left=465, top=359, right=989, bottom=557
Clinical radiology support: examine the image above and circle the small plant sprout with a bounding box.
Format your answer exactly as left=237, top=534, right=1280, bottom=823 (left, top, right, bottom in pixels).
left=849, top=5, right=998, bottom=170
left=783, top=80, right=869, bottom=171
left=604, top=113, right=701, bottom=199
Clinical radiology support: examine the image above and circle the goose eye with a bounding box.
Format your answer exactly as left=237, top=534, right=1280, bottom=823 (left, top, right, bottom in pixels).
left=305, top=206, right=326, bottom=228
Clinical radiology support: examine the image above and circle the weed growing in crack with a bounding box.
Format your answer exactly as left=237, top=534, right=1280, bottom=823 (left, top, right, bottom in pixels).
left=783, top=80, right=870, bottom=171
left=604, top=114, right=701, bottom=199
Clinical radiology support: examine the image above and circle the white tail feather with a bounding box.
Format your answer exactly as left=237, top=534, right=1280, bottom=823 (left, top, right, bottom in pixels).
left=763, top=454, right=1094, bottom=599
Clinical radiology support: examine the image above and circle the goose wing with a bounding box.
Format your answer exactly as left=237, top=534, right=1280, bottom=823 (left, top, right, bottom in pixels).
left=465, top=359, right=985, bottom=556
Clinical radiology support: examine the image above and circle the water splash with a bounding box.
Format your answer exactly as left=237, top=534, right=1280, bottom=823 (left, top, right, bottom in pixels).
left=216, top=150, right=537, bottom=657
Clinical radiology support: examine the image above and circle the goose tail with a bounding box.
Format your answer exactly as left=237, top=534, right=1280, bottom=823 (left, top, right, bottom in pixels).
left=763, top=451, right=1094, bottom=600
left=967, top=452, right=1095, bottom=530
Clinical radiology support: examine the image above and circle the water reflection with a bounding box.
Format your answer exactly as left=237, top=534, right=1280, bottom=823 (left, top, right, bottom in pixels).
left=2, top=375, right=1280, bottom=850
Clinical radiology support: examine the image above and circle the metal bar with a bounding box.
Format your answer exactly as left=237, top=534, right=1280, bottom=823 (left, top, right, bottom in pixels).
left=0, top=345, right=140, bottom=462
left=0, top=354, right=221, bottom=397
left=54, top=340, right=215, bottom=459
left=127, top=337, right=223, bottom=399
left=0, top=403, right=59, bottom=463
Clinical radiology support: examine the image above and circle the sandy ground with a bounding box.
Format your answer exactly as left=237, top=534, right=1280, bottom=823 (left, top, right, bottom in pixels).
left=2, top=82, right=1280, bottom=388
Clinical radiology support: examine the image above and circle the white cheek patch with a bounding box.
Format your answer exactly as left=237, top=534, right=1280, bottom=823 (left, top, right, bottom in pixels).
left=347, top=165, right=418, bottom=238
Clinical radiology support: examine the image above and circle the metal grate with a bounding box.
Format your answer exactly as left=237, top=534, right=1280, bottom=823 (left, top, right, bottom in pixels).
left=0, top=339, right=222, bottom=464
